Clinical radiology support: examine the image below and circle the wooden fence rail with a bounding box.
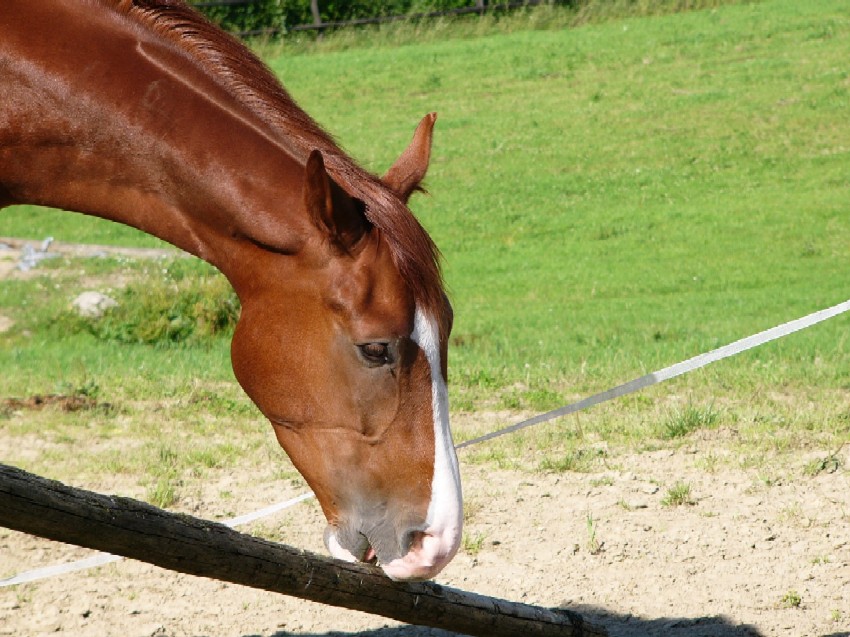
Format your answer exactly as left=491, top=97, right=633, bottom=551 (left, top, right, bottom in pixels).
left=0, top=464, right=607, bottom=637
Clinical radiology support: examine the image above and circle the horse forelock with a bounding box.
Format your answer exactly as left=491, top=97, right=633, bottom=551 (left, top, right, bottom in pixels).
left=113, top=0, right=446, bottom=321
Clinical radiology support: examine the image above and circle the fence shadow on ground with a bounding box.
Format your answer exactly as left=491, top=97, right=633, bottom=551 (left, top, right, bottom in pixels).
left=248, top=605, right=767, bottom=637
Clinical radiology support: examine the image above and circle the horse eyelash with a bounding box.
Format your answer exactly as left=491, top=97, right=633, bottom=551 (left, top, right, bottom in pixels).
left=357, top=342, right=394, bottom=367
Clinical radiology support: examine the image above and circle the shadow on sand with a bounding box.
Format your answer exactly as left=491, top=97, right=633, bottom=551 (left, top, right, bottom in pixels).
left=238, top=605, right=775, bottom=637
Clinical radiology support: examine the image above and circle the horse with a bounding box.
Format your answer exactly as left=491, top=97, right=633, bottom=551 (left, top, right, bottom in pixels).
left=0, top=0, right=462, bottom=582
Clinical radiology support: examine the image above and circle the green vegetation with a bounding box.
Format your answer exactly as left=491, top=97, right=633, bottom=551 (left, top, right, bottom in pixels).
left=779, top=589, right=802, bottom=609
left=242, top=0, right=850, bottom=426
left=0, top=257, right=236, bottom=396
left=0, top=207, right=165, bottom=248
left=461, top=530, right=487, bottom=556
left=802, top=442, right=844, bottom=476
left=256, top=0, right=747, bottom=52
left=196, top=0, right=497, bottom=34
left=661, top=404, right=718, bottom=439
left=65, top=265, right=238, bottom=346
left=538, top=447, right=600, bottom=472
left=585, top=511, right=603, bottom=554
left=661, top=481, right=695, bottom=506
left=195, top=0, right=742, bottom=41
left=2, top=0, right=850, bottom=497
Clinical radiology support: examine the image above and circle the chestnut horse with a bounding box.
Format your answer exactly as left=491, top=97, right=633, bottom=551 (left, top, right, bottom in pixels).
left=0, top=0, right=462, bottom=581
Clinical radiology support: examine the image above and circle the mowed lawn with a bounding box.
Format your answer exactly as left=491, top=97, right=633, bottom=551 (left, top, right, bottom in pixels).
left=2, top=0, right=849, bottom=456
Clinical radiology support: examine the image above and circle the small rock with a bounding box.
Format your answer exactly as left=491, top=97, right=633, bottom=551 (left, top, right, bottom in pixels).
left=72, top=291, right=117, bottom=318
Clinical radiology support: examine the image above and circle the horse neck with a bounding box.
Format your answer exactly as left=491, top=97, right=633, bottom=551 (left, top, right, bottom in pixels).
left=0, top=1, right=309, bottom=273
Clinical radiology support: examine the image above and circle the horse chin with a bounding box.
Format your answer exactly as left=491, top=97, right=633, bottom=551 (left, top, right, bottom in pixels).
left=323, top=525, right=380, bottom=565
left=323, top=526, right=362, bottom=563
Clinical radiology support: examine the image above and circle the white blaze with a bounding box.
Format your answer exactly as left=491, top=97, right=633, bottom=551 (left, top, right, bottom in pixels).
left=382, top=306, right=463, bottom=579
left=413, top=306, right=463, bottom=536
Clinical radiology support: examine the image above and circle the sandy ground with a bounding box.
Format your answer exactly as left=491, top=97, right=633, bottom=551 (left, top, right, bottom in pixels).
left=2, top=434, right=849, bottom=637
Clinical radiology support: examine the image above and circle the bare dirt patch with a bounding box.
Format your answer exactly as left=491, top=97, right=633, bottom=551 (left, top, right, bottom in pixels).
left=1, top=394, right=100, bottom=413
left=2, top=417, right=848, bottom=637
left=0, top=237, right=182, bottom=262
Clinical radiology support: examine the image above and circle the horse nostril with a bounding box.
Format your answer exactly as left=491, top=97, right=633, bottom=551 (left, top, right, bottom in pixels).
left=402, top=529, right=427, bottom=554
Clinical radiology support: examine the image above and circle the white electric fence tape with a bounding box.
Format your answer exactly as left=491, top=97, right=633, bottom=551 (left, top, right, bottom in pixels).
left=3, top=298, right=849, bottom=587
left=456, top=298, right=850, bottom=449
left=0, top=492, right=314, bottom=587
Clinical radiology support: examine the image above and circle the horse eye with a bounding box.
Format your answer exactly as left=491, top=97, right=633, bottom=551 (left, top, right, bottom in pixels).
left=357, top=342, right=392, bottom=367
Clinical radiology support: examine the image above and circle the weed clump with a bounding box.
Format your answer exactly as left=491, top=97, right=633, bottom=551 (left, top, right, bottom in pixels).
left=661, top=404, right=719, bottom=439
left=538, top=448, right=603, bottom=473
left=779, top=590, right=802, bottom=609
left=662, top=481, right=695, bottom=507
left=58, top=266, right=240, bottom=347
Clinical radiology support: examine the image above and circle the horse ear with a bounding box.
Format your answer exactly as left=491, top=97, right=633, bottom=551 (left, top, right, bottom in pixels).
left=304, top=149, right=366, bottom=251
left=383, top=112, right=436, bottom=203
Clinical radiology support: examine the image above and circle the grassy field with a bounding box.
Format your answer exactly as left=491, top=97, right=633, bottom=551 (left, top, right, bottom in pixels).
left=2, top=0, right=849, bottom=483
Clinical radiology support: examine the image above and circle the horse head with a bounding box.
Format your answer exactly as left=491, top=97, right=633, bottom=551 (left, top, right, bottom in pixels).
left=229, top=115, right=462, bottom=581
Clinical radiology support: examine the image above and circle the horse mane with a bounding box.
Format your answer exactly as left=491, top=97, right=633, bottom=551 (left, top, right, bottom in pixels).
left=114, top=0, right=445, bottom=318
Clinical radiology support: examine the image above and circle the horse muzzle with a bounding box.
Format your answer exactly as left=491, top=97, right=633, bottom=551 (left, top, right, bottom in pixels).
left=323, top=517, right=461, bottom=582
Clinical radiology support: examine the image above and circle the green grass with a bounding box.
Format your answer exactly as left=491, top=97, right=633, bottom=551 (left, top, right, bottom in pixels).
left=538, top=447, right=601, bottom=473
left=662, top=481, right=695, bottom=506
left=661, top=404, right=719, bottom=439
left=62, top=266, right=239, bottom=346
left=3, top=0, right=850, bottom=489
left=239, top=0, right=850, bottom=421
left=461, top=531, right=487, bottom=556
left=585, top=511, right=603, bottom=554
left=779, top=589, right=802, bottom=609
left=253, top=0, right=745, bottom=55
left=0, top=206, right=167, bottom=248
left=0, top=257, right=237, bottom=398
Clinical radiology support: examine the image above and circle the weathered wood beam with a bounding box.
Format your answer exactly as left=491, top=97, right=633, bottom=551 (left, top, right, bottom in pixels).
left=0, top=464, right=607, bottom=636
